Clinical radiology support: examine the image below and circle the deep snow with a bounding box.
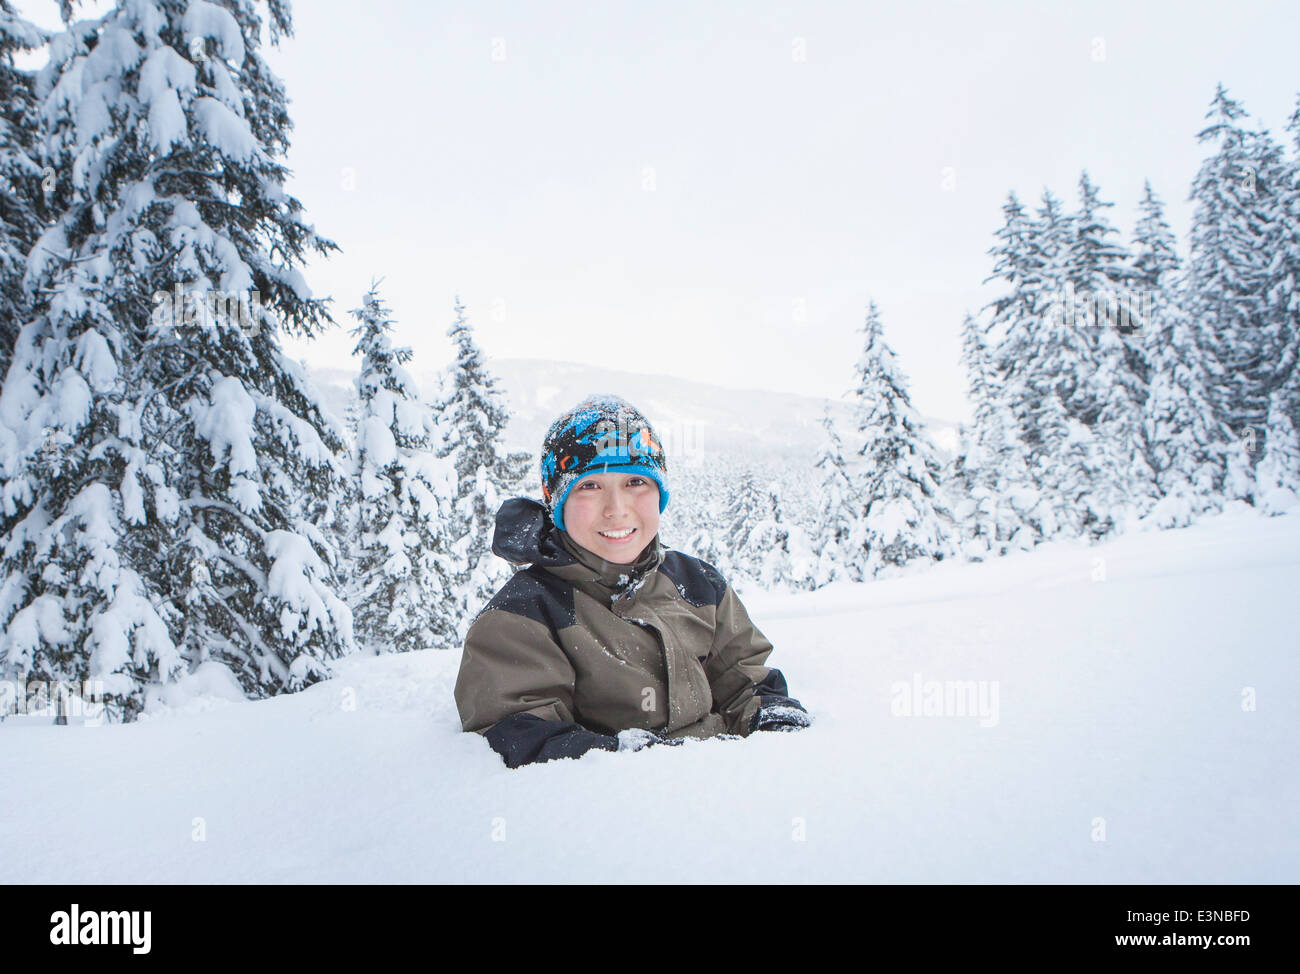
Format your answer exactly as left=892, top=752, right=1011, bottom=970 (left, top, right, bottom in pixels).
left=1, top=503, right=1296, bottom=883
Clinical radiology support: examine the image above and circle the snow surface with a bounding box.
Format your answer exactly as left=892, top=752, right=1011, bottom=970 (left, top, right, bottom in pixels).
left=1, top=505, right=1295, bottom=883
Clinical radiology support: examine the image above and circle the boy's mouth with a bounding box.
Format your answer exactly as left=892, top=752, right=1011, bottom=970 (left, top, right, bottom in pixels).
left=598, top=527, right=637, bottom=541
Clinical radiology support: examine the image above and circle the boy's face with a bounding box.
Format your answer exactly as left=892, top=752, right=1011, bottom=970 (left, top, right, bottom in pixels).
left=562, top=472, right=660, bottom=564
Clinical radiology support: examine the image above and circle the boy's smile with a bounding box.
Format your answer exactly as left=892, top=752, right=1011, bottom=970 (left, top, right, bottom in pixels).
left=561, top=472, right=660, bottom=564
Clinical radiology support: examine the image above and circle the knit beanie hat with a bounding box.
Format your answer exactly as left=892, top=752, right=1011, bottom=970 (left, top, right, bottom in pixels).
left=540, top=394, right=670, bottom=533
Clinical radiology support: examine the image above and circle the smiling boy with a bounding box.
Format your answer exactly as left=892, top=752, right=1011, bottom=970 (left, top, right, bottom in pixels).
left=453, top=394, right=811, bottom=769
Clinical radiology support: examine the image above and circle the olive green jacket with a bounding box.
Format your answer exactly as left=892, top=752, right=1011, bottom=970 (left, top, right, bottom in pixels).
left=454, top=497, right=804, bottom=766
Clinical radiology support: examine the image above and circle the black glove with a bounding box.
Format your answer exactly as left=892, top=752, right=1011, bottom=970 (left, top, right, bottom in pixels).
left=751, top=698, right=812, bottom=733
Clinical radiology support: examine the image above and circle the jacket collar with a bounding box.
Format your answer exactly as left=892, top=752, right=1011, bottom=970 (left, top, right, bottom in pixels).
left=492, top=496, right=665, bottom=604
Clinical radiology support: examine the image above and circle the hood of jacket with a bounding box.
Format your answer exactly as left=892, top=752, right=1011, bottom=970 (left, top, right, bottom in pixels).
left=491, top=496, right=666, bottom=605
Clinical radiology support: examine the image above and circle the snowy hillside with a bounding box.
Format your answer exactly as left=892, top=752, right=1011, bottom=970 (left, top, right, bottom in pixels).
left=2, top=504, right=1294, bottom=883
left=308, top=357, right=962, bottom=463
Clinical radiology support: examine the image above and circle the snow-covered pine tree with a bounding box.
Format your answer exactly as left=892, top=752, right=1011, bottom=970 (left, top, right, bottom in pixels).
left=990, top=184, right=1134, bottom=540
left=347, top=281, right=457, bottom=654
left=971, top=194, right=1055, bottom=552
left=1023, top=388, right=1092, bottom=539
left=719, top=467, right=766, bottom=584
left=952, top=311, right=1036, bottom=557
left=1186, top=85, right=1293, bottom=475
left=0, top=0, right=354, bottom=721
left=744, top=481, right=814, bottom=591
left=997, top=188, right=1085, bottom=456
left=1133, top=180, right=1252, bottom=525
left=846, top=300, right=953, bottom=577
left=1254, top=347, right=1300, bottom=512
left=664, top=457, right=709, bottom=558
left=1070, top=170, right=1146, bottom=393
left=951, top=313, right=990, bottom=552
left=0, top=3, right=47, bottom=380
left=982, top=192, right=1044, bottom=438
left=810, top=405, right=859, bottom=584
left=1069, top=171, right=1158, bottom=531
left=1255, top=93, right=1300, bottom=512
left=434, top=296, right=530, bottom=639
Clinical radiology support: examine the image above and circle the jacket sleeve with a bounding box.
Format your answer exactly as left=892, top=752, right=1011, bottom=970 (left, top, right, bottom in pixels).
left=454, top=606, right=618, bottom=769
left=702, top=578, right=808, bottom=735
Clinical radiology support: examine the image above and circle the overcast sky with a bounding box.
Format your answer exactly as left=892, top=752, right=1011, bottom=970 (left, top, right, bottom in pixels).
left=16, top=0, right=1300, bottom=422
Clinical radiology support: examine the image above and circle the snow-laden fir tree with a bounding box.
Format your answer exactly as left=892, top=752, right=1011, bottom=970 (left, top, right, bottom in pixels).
left=968, top=193, right=1052, bottom=551
left=981, top=192, right=1043, bottom=435
left=0, top=3, right=47, bottom=380
left=346, top=281, right=457, bottom=654
left=996, top=189, right=1086, bottom=454
left=1254, top=348, right=1300, bottom=512
left=744, top=481, right=814, bottom=591
left=1185, top=85, right=1293, bottom=472
left=810, top=405, right=860, bottom=584
left=434, top=296, right=530, bottom=639
left=0, top=0, right=354, bottom=721
left=1069, top=171, right=1158, bottom=530
left=986, top=180, right=1153, bottom=540
left=1254, top=93, right=1300, bottom=511
left=671, top=459, right=725, bottom=571
left=952, top=312, right=1037, bottom=557
left=718, top=467, right=766, bottom=583
left=1132, top=180, right=1252, bottom=525
left=1023, top=388, right=1095, bottom=539
left=846, top=300, right=953, bottom=577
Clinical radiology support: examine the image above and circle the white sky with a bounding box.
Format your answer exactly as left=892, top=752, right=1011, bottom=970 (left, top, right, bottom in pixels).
left=15, top=0, right=1300, bottom=422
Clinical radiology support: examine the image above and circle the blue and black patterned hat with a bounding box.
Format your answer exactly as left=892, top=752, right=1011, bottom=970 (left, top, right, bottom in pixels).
left=540, top=394, right=669, bottom=533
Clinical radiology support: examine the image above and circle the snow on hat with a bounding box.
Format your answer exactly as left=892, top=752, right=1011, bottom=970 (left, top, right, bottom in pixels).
left=540, top=394, right=669, bottom=533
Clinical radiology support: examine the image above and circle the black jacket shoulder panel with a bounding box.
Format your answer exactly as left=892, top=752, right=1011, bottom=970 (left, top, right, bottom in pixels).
left=492, top=496, right=576, bottom=568
left=659, top=550, right=727, bottom=608
left=478, top=566, right=577, bottom=632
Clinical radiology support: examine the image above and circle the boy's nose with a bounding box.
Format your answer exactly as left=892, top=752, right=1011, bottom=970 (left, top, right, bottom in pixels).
left=603, top=488, right=630, bottom=515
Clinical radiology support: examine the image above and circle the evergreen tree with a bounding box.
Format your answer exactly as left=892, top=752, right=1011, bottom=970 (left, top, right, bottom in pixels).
left=0, top=1, right=353, bottom=721
left=1186, top=85, right=1292, bottom=470
left=953, top=311, right=1036, bottom=556
left=685, top=524, right=723, bottom=574
left=972, top=196, right=1056, bottom=551
left=434, top=296, right=530, bottom=639
left=987, top=179, right=1155, bottom=539
left=720, top=467, right=766, bottom=583
left=0, top=3, right=46, bottom=379
left=811, top=405, right=859, bottom=584
left=1071, top=171, right=1157, bottom=528
left=0, top=4, right=47, bottom=371
left=1256, top=93, right=1300, bottom=510
left=1255, top=345, right=1300, bottom=512
left=1024, top=389, right=1090, bottom=539
left=846, top=301, right=953, bottom=577
left=677, top=460, right=728, bottom=576
left=749, top=482, right=791, bottom=589
left=1000, top=188, right=1089, bottom=453
left=982, top=192, right=1047, bottom=444
left=1133, top=180, right=1251, bottom=525
left=744, top=481, right=814, bottom=591
left=347, top=281, right=457, bottom=654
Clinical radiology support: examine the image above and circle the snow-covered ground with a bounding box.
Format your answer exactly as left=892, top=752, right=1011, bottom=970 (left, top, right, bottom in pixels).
left=2, top=504, right=1296, bottom=883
